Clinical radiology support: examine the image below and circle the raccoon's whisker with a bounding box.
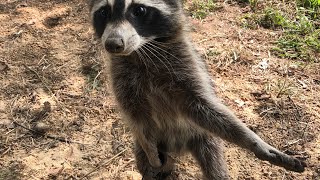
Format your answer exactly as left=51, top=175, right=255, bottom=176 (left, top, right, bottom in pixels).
left=144, top=44, right=176, bottom=82
left=150, top=39, right=170, bottom=48
left=148, top=41, right=183, bottom=64
left=147, top=42, right=184, bottom=81
left=144, top=43, right=175, bottom=76
left=143, top=44, right=172, bottom=76
left=151, top=36, right=173, bottom=45
left=135, top=49, right=148, bottom=70
left=140, top=46, right=160, bottom=72
left=149, top=43, right=182, bottom=63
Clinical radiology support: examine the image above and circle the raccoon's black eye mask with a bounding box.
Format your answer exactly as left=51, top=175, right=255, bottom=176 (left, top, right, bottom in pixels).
left=93, top=3, right=177, bottom=40
left=127, top=4, right=177, bottom=40
left=93, top=4, right=150, bottom=37
left=93, top=5, right=111, bottom=37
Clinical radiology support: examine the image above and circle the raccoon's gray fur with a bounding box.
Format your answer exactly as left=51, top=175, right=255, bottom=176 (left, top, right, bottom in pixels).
left=87, top=0, right=306, bottom=179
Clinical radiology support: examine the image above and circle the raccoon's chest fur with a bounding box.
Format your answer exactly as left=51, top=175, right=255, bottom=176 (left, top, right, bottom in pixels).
left=147, top=88, right=199, bottom=152
left=111, top=57, right=202, bottom=153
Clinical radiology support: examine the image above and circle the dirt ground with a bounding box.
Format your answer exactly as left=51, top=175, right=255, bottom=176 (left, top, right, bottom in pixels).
left=0, top=0, right=319, bottom=179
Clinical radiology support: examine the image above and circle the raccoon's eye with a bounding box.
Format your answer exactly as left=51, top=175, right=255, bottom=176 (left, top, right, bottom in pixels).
left=99, top=8, right=108, bottom=17
left=132, top=6, right=147, bottom=17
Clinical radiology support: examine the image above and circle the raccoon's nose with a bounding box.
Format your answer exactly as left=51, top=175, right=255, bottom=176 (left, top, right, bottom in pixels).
left=105, top=38, right=125, bottom=53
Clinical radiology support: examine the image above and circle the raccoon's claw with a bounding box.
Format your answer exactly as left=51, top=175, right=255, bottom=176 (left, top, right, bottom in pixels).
left=253, top=142, right=306, bottom=173
left=268, top=149, right=306, bottom=172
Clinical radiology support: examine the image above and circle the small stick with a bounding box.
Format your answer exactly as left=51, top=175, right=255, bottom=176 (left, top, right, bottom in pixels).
left=113, top=159, right=135, bottom=176
left=1, top=147, right=11, bottom=157
left=81, top=148, right=128, bottom=179
left=284, top=139, right=301, bottom=148
left=23, top=64, right=53, bottom=95
left=12, top=121, right=89, bottom=145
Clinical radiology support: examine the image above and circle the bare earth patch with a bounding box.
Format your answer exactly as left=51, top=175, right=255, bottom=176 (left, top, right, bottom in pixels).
left=0, top=0, right=319, bottom=179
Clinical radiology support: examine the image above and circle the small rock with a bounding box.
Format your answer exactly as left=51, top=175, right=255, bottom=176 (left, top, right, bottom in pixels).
left=33, top=122, right=50, bottom=133
left=258, top=59, right=269, bottom=70
left=235, top=99, right=245, bottom=107
left=44, top=16, right=63, bottom=28
left=297, top=79, right=308, bottom=89
left=0, top=61, right=9, bottom=73
left=251, top=91, right=271, bottom=101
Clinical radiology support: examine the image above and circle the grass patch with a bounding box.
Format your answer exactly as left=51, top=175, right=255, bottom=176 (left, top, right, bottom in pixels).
left=185, top=0, right=216, bottom=19
left=240, top=8, right=290, bottom=29
left=259, top=8, right=289, bottom=28
left=297, top=0, right=320, bottom=9
left=240, top=0, right=320, bottom=61
left=81, top=64, right=103, bottom=92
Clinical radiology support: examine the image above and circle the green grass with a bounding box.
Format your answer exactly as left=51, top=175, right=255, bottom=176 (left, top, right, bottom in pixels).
left=240, top=8, right=290, bottom=29
left=186, top=0, right=216, bottom=19
left=260, top=8, right=289, bottom=28
left=297, top=0, right=320, bottom=9
left=81, top=64, right=103, bottom=92
left=240, top=0, right=320, bottom=61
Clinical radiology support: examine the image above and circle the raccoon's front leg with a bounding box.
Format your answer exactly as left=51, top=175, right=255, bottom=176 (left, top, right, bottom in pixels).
left=133, top=129, right=162, bottom=168
left=112, top=66, right=162, bottom=168
left=182, top=94, right=306, bottom=172
left=118, top=101, right=161, bottom=168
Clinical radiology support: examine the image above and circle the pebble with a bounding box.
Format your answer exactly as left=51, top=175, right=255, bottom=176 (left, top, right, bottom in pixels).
left=33, top=122, right=50, bottom=133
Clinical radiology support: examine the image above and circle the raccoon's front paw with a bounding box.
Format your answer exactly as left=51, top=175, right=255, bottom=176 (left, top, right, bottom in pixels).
left=268, top=149, right=306, bottom=172
left=253, top=143, right=306, bottom=172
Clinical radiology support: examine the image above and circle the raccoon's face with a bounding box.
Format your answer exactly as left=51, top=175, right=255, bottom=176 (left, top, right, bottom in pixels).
left=89, top=0, right=182, bottom=56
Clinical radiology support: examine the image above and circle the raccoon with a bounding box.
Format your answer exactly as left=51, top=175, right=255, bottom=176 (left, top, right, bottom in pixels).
left=87, top=0, right=306, bottom=179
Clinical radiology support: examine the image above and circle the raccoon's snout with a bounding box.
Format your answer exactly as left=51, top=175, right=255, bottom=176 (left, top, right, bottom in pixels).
left=105, top=37, right=125, bottom=54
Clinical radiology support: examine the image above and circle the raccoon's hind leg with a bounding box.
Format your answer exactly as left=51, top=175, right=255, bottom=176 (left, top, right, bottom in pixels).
left=135, top=141, right=175, bottom=180
left=188, top=135, right=229, bottom=180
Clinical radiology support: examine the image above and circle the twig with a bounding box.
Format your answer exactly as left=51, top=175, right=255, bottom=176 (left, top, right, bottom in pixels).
left=284, top=139, right=301, bottom=148
left=23, top=64, right=53, bottom=94
left=81, top=148, right=128, bottom=179
left=12, top=121, right=89, bottom=145
left=1, top=147, right=11, bottom=157
left=93, top=70, right=102, bottom=84
left=113, top=159, right=135, bottom=175
left=5, top=128, right=15, bottom=135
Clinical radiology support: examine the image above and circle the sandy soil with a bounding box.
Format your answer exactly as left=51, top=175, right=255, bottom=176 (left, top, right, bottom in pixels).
left=0, top=0, right=319, bottom=179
